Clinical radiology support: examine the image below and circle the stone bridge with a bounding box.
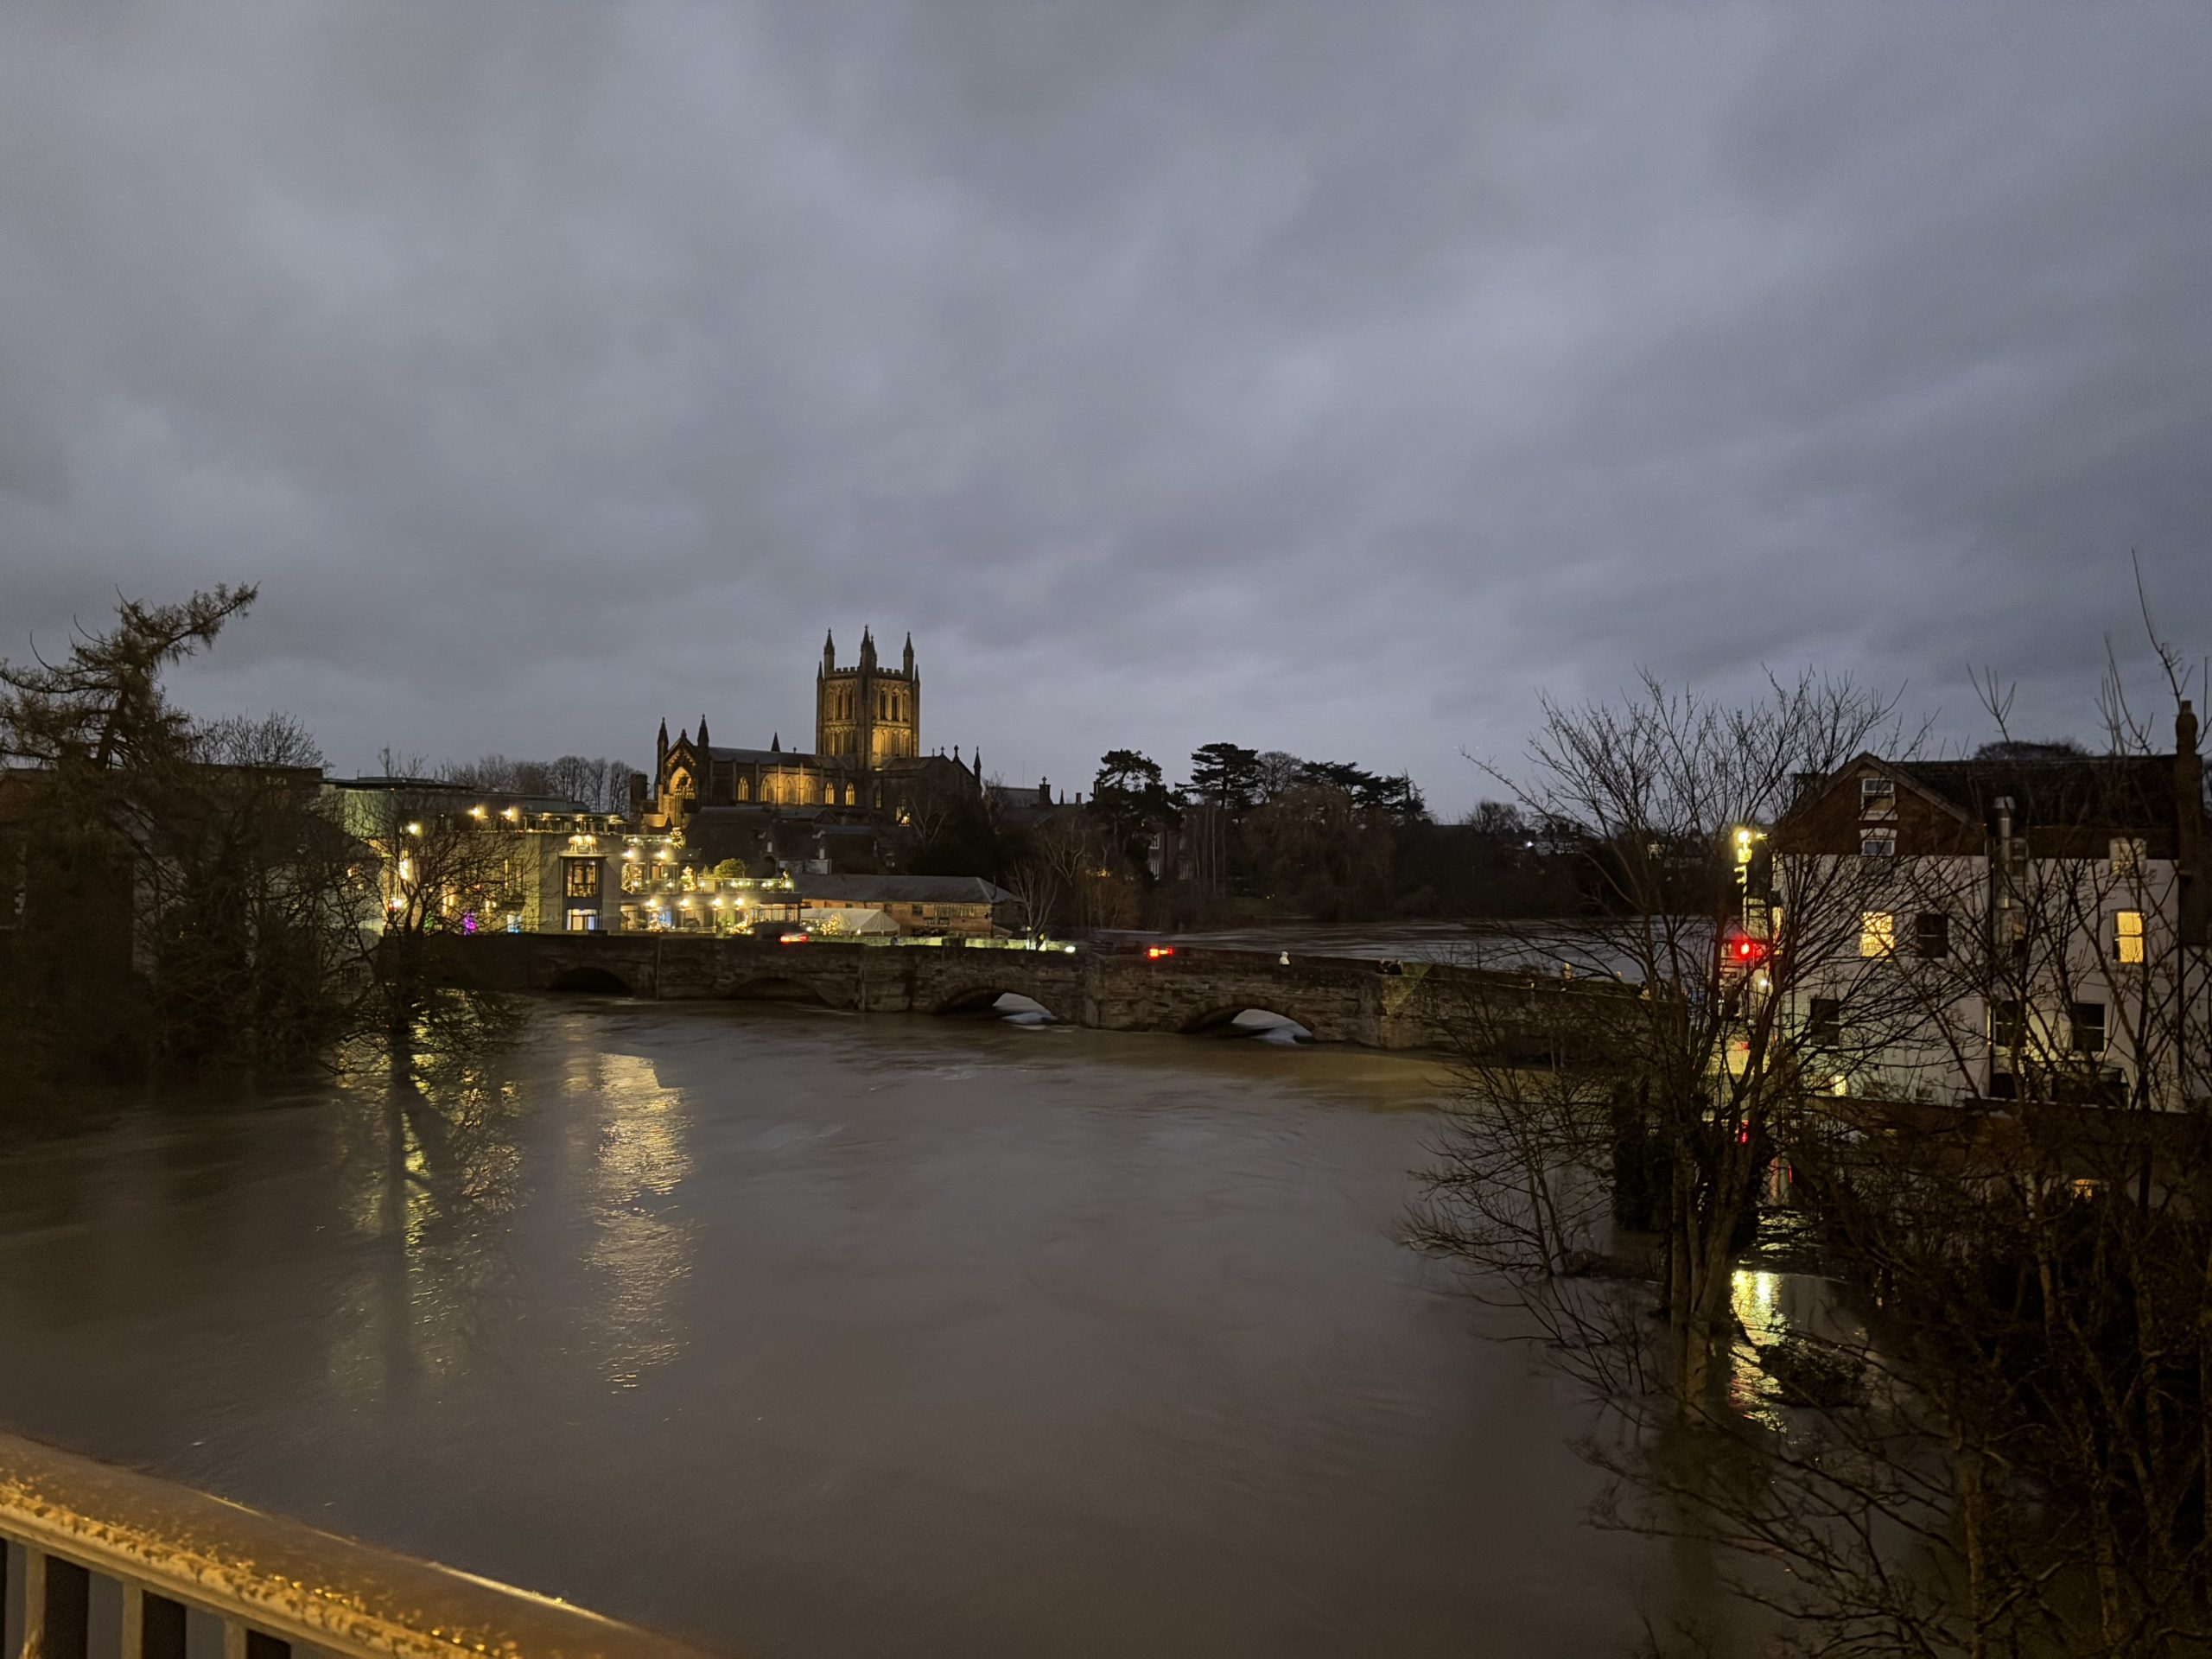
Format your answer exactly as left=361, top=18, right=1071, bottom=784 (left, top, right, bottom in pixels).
left=445, top=932, right=1625, bottom=1055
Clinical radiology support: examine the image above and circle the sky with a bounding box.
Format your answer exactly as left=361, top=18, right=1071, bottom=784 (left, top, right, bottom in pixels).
left=3, top=3, right=2209, bottom=815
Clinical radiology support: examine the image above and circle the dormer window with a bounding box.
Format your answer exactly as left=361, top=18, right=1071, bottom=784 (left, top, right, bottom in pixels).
left=1859, top=776, right=1897, bottom=819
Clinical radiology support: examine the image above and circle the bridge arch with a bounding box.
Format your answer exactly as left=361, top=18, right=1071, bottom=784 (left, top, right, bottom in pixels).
left=928, top=985, right=1072, bottom=1024
left=546, top=965, right=635, bottom=995
left=725, top=975, right=838, bottom=1007
left=1177, top=1004, right=1318, bottom=1041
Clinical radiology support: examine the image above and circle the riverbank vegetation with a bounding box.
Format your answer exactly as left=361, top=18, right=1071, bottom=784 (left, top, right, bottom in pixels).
left=0, top=588, right=515, bottom=1096
left=986, top=741, right=1599, bottom=937
left=1416, top=641, right=2212, bottom=1655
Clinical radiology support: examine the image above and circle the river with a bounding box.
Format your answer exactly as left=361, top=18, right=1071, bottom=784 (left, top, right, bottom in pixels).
left=0, top=999, right=1731, bottom=1656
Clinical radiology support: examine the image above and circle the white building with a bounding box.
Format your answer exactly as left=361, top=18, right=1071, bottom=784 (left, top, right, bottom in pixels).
left=1770, top=704, right=2206, bottom=1108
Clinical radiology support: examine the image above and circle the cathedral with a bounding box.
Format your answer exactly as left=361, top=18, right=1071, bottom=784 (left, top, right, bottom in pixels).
left=638, top=628, right=982, bottom=830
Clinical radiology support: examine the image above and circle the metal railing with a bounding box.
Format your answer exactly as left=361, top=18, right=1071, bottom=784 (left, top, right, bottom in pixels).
left=0, top=1429, right=715, bottom=1659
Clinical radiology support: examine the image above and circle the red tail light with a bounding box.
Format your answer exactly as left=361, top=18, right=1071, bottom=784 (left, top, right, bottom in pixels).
left=1146, top=945, right=1175, bottom=960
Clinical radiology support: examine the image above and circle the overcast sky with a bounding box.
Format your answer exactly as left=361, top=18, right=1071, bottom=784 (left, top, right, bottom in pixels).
left=3, top=3, right=2208, bottom=812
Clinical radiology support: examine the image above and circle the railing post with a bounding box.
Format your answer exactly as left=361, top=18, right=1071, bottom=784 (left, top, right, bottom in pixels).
left=122, top=1586, right=188, bottom=1659
left=22, top=1549, right=88, bottom=1659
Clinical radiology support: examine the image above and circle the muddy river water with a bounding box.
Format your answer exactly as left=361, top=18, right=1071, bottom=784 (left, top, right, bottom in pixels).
left=0, top=1000, right=1731, bottom=1656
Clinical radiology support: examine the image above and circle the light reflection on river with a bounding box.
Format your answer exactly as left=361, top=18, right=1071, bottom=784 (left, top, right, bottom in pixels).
left=0, top=1001, right=1721, bottom=1656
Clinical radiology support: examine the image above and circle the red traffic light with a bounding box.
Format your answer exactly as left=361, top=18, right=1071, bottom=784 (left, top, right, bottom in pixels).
left=1722, top=932, right=1769, bottom=968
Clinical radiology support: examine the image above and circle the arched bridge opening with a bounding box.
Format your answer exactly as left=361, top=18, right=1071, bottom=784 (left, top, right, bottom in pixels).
left=546, top=966, right=634, bottom=995
left=725, top=976, right=837, bottom=1007
left=1179, top=1006, right=1316, bottom=1044
left=931, top=987, right=1065, bottom=1025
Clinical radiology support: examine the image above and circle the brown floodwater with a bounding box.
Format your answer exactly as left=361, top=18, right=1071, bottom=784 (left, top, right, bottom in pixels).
left=0, top=999, right=1729, bottom=1656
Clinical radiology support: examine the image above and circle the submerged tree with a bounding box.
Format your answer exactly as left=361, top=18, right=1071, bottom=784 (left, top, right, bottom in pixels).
left=1414, top=670, right=1917, bottom=1415
left=1422, top=618, right=2212, bottom=1655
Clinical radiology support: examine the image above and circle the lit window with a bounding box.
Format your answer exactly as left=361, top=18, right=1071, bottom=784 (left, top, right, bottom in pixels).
left=1859, top=829, right=1897, bottom=858
left=2115, top=910, right=2145, bottom=964
left=2110, top=838, right=2145, bottom=879
left=1990, top=999, right=2024, bottom=1052
left=1859, top=912, right=1895, bottom=957
left=1860, top=776, right=1897, bottom=817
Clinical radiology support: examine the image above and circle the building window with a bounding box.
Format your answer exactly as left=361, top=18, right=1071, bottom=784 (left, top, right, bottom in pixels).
left=565, top=910, right=595, bottom=932
left=1859, top=829, right=1897, bottom=858
left=1912, top=912, right=1949, bottom=958
left=2114, top=909, right=2145, bottom=964
left=565, top=860, right=601, bottom=899
left=1859, top=912, right=1896, bottom=957
left=1860, top=776, right=1897, bottom=817
left=844, top=783, right=856, bottom=806
left=1990, top=999, right=2025, bottom=1053
left=2070, top=1001, right=2107, bottom=1056
left=1808, top=997, right=1842, bottom=1047
left=2111, top=838, right=2145, bottom=879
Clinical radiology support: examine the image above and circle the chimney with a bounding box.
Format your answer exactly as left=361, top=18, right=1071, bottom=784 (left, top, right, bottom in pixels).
left=2178, top=699, right=2206, bottom=944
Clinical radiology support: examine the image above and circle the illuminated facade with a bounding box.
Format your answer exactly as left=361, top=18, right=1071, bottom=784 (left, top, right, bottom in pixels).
left=817, top=626, right=918, bottom=764
left=1771, top=705, right=2208, bottom=1106
left=327, top=778, right=624, bottom=933
left=641, top=628, right=982, bottom=831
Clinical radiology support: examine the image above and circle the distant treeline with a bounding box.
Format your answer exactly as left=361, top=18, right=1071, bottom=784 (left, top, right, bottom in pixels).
left=893, top=741, right=1594, bottom=932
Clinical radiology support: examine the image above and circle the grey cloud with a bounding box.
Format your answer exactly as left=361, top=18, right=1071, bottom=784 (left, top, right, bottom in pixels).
left=2, top=2, right=2207, bottom=808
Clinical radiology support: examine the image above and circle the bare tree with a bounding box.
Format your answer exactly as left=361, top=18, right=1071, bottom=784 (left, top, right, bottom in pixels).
left=1426, top=633, right=2212, bottom=1656
left=340, top=753, right=527, bottom=1081
left=1420, top=670, right=1916, bottom=1416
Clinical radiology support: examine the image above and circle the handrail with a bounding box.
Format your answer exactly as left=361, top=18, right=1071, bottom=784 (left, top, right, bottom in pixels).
left=0, top=1428, right=718, bottom=1659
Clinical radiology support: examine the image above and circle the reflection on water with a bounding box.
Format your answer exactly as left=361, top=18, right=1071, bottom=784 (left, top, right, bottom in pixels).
left=569, top=1052, right=696, bottom=1389
left=0, top=1002, right=1726, bottom=1657
left=325, top=1066, right=530, bottom=1393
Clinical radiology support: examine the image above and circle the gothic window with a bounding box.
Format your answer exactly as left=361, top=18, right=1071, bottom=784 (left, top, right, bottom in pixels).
left=738, top=776, right=750, bottom=802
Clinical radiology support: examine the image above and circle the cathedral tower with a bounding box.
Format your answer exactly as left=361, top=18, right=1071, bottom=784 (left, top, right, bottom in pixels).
left=815, top=626, right=920, bottom=766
